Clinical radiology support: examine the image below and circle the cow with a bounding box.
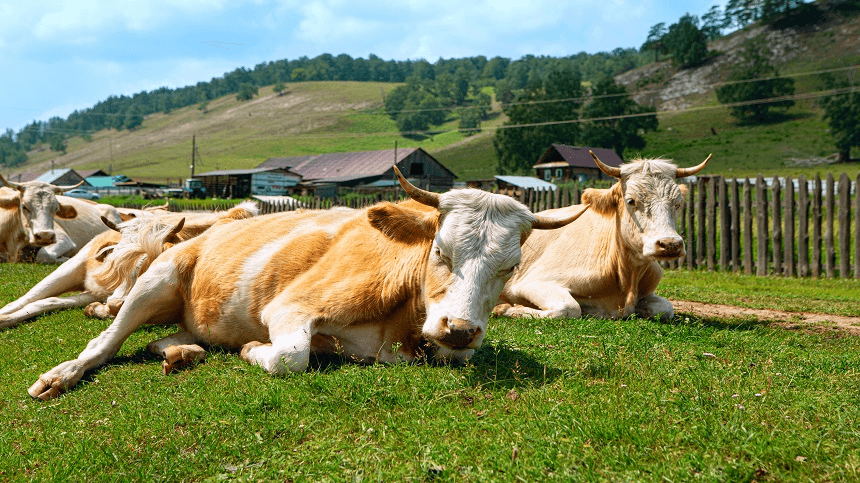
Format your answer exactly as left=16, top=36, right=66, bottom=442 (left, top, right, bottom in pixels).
left=27, top=169, right=588, bottom=399
left=0, top=201, right=259, bottom=330
left=0, top=174, right=124, bottom=263
left=494, top=151, right=709, bottom=321
left=1, top=187, right=27, bottom=262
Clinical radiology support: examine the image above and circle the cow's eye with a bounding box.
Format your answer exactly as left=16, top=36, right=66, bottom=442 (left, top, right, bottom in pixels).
left=626, top=199, right=636, bottom=207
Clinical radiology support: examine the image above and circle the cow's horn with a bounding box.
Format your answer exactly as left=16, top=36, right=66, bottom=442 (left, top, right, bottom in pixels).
left=532, top=204, right=589, bottom=230
left=393, top=166, right=439, bottom=208
left=0, top=172, right=22, bottom=190
left=101, top=216, right=120, bottom=232
left=53, top=180, right=85, bottom=193
left=675, top=154, right=711, bottom=179
left=590, top=150, right=621, bottom=178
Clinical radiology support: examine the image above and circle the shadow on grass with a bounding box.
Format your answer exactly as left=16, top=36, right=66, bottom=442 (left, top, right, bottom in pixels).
left=462, top=340, right=563, bottom=389
left=669, top=311, right=773, bottom=332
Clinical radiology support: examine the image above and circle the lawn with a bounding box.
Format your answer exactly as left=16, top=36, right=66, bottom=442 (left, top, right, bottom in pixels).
left=1, top=263, right=858, bottom=481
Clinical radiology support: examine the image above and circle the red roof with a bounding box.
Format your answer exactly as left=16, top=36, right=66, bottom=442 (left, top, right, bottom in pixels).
left=534, top=144, right=623, bottom=169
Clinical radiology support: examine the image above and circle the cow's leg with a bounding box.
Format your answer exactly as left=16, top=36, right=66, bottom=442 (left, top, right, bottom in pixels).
left=0, top=248, right=90, bottom=316
left=636, top=293, right=674, bottom=321
left=84, top=297, right=125, bottom=319
left=0, top=293, right=100, bottom=330
left=28, top=260, right=182, bottom=400
left=146, top=331, right=206, bottom=375
left=493, top=281, right=582, bottom=319
left=240, top=305, right=314, bottom=374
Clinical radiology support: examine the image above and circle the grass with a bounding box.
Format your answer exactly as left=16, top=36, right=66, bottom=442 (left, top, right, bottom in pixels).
left=1, top=264, right=859, bottom=481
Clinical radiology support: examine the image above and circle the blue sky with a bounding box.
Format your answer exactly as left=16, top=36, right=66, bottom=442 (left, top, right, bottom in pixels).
left=0, top=0, right=726, bottom=134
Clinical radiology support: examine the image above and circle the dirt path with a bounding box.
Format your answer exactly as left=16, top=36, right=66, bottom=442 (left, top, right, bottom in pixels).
left=672, top=300, right=860, bottom=335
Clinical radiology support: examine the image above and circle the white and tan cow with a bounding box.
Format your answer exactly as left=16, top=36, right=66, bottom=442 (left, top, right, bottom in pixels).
left=0, top=201, right=259, bottom=330
left=0, top=174, right=124, bottom=263
left=27, top=169, right=587, bottom=399
left=0, top=187, right=27, bottom=262
left=494, top=151, right=709, bottom=321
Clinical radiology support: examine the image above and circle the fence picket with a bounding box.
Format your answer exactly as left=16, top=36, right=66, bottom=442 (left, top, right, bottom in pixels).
left=756, top=175, right=768, bottom=276
left=838, top=173, right=850, bottom=278
left=826, top=173, right=835, bottom=278
left=771, top=177, right=782, bottom=276
left=813, top=175, right=823, bottom=278
left=730, top=178, right=740, bottom=272
left=743, top=179, right=753, bottom=275
left=798, top=175, right=809, bottom=278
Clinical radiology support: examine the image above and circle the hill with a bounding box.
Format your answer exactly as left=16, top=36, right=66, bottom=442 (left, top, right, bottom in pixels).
left=11, top=2, right=860, bottom=183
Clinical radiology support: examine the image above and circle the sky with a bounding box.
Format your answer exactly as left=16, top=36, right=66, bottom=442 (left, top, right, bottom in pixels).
left=0, top=0, right=726, bottom=134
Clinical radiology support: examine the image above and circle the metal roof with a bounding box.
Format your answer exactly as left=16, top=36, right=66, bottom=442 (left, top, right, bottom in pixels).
left=196, top=167, right=300, bottom=177
left=534, top=144, right=623, bottom=169
left=494, top=175, right=557, bottom=191
left=259, top=148, right=454, bottom=182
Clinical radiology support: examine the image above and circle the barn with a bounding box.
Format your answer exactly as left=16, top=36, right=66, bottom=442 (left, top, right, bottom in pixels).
left=259, top=147, right=455, bottom=193
left=32, top=168, right=91, bottom=187
left=194, top=167, right=302, bottom=198
left=532, top=144, right=623, bottom=183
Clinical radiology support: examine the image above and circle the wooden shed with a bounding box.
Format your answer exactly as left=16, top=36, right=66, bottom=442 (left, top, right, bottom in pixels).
left=195, top=167, right=302, bottom=199
left=532, top=144, right=623, bottom=182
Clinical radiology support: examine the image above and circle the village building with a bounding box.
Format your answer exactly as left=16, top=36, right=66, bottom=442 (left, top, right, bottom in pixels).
left=194, top=167, right=302, bottom=199
left=532, top=144, right=623, bottom=182
left=259, top=147, right=456, bottom=196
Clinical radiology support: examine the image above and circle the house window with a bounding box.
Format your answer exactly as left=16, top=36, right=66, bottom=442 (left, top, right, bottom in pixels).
left=543, top=169, right=552, bottom=181
left=555, top=168, right=564, bottom=179
left=410, top=163, right=424, bottom=176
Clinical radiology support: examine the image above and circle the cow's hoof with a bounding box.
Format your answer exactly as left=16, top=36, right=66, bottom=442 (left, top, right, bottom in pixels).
left=492, top=304, right=513, bottom=316
left=158, top=345, right=206, bottom=375
left=28, top=361, right=84, bottom=400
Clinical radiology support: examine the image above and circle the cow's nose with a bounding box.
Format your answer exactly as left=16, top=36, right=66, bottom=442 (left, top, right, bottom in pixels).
left=33, top=231, right=56, bottom=245
left=435, top=317, right=482, bottom=349
left=656, top=237, right=684, bottom=257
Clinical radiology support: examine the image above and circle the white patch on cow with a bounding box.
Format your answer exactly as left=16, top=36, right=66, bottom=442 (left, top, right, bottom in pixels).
left=422, top=189, right=533, bottom=349
left=243, top=321, right=313, bottom=374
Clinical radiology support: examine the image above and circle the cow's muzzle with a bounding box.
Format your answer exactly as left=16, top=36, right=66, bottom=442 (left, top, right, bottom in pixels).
left=655, top=237, right=685, bottom=259
left=33, top=230, right=56, bottom=246
left=433, top=317, right=483, bottom=350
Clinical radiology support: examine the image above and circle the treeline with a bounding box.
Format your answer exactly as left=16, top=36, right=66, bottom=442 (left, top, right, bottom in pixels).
left=1, top=49, right=650, bottom=168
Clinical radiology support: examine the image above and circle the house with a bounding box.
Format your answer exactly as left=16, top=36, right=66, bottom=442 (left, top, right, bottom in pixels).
left=77, top=169, right=110, bottom=178
left=33, top=169, right=91, bottom=187
left=532, top=144, right=623, bottom=182
left=194, top=167, right=302, bottom=198
left=258, top=148, right=456, bottom=194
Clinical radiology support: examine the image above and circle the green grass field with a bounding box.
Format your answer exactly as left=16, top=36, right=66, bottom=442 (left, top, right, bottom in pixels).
left=1, top=264, right=858, bottom=481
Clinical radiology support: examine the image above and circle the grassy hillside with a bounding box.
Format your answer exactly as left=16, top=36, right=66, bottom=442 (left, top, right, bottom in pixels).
left=13, top=4, right=860, bottom=183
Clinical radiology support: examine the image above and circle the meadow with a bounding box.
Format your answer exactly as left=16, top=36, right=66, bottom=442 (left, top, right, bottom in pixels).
left=1, top=264, right=858, bottom=481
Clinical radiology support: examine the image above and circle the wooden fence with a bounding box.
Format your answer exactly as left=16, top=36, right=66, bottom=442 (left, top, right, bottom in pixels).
left=118, top=173, right=858, bottom=279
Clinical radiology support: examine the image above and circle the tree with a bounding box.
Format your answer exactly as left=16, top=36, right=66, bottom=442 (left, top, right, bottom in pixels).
left=819, top=71, right=860, bottom=162
left=641, top=23, right=669, bottom=62
left=580, top=78, right=658, bottom=157
left=493, top=65, right=584, bottom=174
left=0, top=129, right=27, bottom=167
left=49, top=134, right=66, bottom=154
left=457, top=107, right=482, bottom=135
left=236, top=83, right=258, bottom=101
left=715, top=35, right=795, bottom=123
left=273, top=82, right=287, bottom=96
left=124, top=105, right=144, bottom=130
left=701, top=5, right=730, bottom=40
left=663, top=14, right=709, bottom=67
left=725, top=0, right=758, bottom=28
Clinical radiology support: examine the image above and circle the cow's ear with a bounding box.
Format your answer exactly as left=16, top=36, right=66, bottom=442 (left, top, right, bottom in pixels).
left=163, top=218, right=186, bottom=245
left=367, top=202, right=438, bottom=241
left=0, top=191, right=19, bottom=209
left=678, top=184, right=689, bottom=197
left=581, top=184, right=621, bottom=217
left=56, top=204, right=78, bottom=219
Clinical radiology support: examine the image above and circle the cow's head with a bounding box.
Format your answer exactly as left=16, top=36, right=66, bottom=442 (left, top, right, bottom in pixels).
left=0, top=174, right=83, bottom=246
left=584, top=151, right=709, bottom=260
left=379, top=168, right=587, bottom=362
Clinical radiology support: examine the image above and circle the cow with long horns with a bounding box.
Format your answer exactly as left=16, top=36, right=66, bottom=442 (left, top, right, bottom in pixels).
left=28, top=169, right=588, bottom=399
left=0, top=174, right=124, bottom=263
left=494, top=151, right=709, bottom=321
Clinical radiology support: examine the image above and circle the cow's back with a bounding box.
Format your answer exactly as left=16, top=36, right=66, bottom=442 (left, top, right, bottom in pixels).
left=53, top=197, right=120, bottom=253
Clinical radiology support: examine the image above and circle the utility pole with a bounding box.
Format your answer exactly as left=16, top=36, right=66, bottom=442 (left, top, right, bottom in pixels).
left=190, top=134, right=196, bottom=178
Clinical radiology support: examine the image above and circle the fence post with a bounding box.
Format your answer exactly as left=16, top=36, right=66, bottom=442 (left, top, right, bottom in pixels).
left=707, top=177, right=717, bottom=271
left=562, top=187, right=571, bottom=207
left=743, top=178, right=753, bottom=275
left=825, top=173, right=835, bottom=278
left=686, top=181, right=696, bottom=270
left=813, top=175, right=823, bottom=278
left=771, top=176, right=783, bottom=276
left=798, top=175, right=809, bottom=277
left=719, top=176, right=729, bottom=272
left=756, top=175, right=768, bottom=276
left=838, top=173, right=850, bottom=278
left=730, top=178, right=740, bottom=272
left=855, top=173, right=860, bottom=280
left=697, top=177, right=706, bottom=269
left=784, top=175, right=795, bottom=277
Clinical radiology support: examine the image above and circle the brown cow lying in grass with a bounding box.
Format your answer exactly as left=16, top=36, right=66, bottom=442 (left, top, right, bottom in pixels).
left=0, top=201, right=259, bottom=330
